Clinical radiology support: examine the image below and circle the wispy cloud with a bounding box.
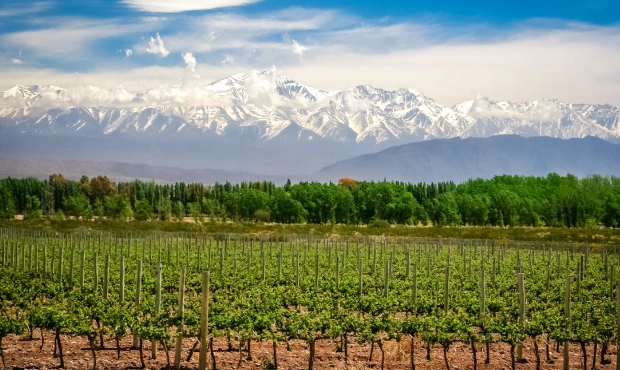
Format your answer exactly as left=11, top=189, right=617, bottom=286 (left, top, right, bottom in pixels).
left=10, top=58, right=22, bottom=64
left=146, top=33, right=170, bottom=57
left=0, top=7, right=619, bottom=107
left=282, top=34, right=308, bottom=59
left=0, top=1, right=52, bottom=17
left=1, top=17, right=160, bottom=59
left=121, top=0, right=261, bottom=13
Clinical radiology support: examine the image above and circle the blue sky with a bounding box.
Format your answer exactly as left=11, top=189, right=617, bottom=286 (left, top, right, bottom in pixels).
left=0, top=0, right=619, bottom=105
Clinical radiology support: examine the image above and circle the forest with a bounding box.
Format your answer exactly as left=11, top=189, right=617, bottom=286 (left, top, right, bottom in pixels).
left=1, top=173, right=619, bottom=228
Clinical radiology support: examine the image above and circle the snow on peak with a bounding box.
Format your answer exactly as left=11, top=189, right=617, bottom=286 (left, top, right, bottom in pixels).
left=1, top=69, right=619, bottom=146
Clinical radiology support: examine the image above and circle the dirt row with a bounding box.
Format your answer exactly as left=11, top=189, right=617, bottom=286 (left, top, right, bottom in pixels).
left=1, top=331, right=616, bottom=370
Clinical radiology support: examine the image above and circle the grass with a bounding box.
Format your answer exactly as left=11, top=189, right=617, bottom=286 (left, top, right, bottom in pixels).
left=1, top=218, right=619, bottom=244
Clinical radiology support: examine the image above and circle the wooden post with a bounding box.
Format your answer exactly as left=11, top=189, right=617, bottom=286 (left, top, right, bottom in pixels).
left=314, top=251, right=319, bottom=289
left=384, top=259, right=389, bottom=297
left=43, top=245, right=47, bottom=278
left=198, top=271, right=210, bottom=370
left=358, top=256, right=363, bottom=298
left=80, top=250, right=85, bottom=288
left=120, top=256, right=125, bottom=303
left=517, top=273, right=525, bottom=361
left=616, top=282, right=620, bottom=370
left=563, top=276, right=571, bottom=370
left=68, top=244, right=75, bottom=284
left=174, top=266, right=186, bottom=370
left=443, top=263, right=450, bottom=313
left=412, top=263, right=417, bottom=309
left=103, top=254, right=110, bottom=299
left=152, top=263, right=162, bottom=360
left=133, top=260, right=142, bottom=347
left=335, top=255, right=340, bottom=290
left=480, top=262, right=486, bottom=316
left=93, top=252, right=99, bottom=293
left=57, top=245, right=64, bottom=284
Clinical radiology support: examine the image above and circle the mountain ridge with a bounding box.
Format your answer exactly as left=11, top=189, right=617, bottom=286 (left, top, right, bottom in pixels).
left=1, top=69, right=619, bottom=147
left=316, top=135, right=620, bottom=183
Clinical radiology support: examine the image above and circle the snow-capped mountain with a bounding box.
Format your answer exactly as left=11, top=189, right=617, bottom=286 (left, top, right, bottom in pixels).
left=1, top=69, right=619, bottom=146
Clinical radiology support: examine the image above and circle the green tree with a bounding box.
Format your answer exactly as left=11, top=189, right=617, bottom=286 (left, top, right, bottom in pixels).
left=63, top=193, right=93, bottom=219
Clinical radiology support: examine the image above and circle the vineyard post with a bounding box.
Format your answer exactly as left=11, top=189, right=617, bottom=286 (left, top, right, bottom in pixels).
left=133, top=259, right=142, bottom=348
left=79, top=250, right=85, bottom=288
left=480, top=261, right=485, bottom=316
left=152, top=263, right=162, bottom=360
left=233, top=241, right=237, bottom=272
left=517, top=272, right=525, bottom=362
left=68, top=242, right=75, bottom=285
left=384, top=259, right=389, bottom=297
left=277, top=250, right=282, bottom=281
left=314, top=250, right=319, bottom=289
left=104, top=254, right=110, bottom=299
left=120, top=256, right=125, bottom=303
left=262, top=245, right=266, bottom=281
left=21, top=242, right=25, bottom=271
left=358, top=256, right=363, bottom=298
left=43, top=245, right=47, bottom=278
left=563, top=276, right=571, bottom=370
left=29, top=242, right=33, bottom=271
left=219, top=245, right=224, bottom=275
left=198, top=271, right=210, bottom=370
left=412, top=263, right=417, bottom=309
left=296, top=251, right=300, bottom=288
left=444, top=263, right=450, bottom=313
left=174, top=266, right=186, bottom=370
left=336, top=255, right=340, bottom=290
left=616, top=282, right=620, bottom=370
left=186, top=243, right=190, bottom=269
left=406, top=251, right=410, bottom=277
left=546, top=260, right=551, bottom=291
left=57, top=245, right=64, bottom=284
left=93, top=252, right=99, bottom=293
left=373, top=247, right=377, bottom=275
left=576, top=261, right=581, bottom=297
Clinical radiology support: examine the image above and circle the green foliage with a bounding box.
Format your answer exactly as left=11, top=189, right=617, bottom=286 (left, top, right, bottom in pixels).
left=63, top=193, right=93, bottom=219
left=1, top=173, right=620, bottom=229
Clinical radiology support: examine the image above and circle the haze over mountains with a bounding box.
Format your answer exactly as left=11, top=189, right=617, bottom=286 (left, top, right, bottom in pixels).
left=1, top=69, right=619, bottom=178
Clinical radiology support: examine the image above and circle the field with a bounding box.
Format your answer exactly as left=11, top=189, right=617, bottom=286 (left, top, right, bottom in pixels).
left=0, top=228, right=619, bottom=370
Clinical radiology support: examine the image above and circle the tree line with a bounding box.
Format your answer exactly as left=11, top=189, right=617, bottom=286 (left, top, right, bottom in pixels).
left=0, top=173, right=619, bottom=228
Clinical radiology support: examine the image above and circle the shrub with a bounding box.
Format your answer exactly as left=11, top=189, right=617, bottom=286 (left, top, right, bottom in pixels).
left=254, top=209, right=271, bottom=223
left=369, top=219, right=391, bottom=229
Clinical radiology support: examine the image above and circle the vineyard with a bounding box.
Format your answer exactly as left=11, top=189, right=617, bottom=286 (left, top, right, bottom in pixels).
left=0, top=228, right=619, bottom=370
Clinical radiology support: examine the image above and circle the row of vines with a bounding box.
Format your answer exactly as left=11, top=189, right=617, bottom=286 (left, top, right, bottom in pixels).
left=0, top=228, right=619, bottom=370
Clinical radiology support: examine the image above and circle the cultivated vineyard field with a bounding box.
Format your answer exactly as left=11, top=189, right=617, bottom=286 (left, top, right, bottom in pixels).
left=0, top=229, right=619, bottom=370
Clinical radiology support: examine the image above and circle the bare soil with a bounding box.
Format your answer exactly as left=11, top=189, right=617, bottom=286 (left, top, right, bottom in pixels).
left=1, top=332, right=616, bottom=370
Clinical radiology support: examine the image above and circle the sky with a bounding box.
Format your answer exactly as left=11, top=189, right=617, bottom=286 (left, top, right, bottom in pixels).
left=0, top=0, right=619, bottom=106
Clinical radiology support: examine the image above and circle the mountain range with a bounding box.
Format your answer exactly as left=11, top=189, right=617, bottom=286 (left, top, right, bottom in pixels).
left=317, top=135, right=620, bottom=183
left=2, top=69, right=619, bottom=148
left=1, top=136, right=619, bottom=185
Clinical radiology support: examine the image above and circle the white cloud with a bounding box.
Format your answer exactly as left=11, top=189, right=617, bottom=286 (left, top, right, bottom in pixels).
left=1, top=9, right=620, bottom=107
left=182, top=52, right=197, bottom=71
left=282, top=34, right=308, bottom=58
left=146, top=33, right=170, bottom=57
left=125, top=49, right=133, bottom=57
left=121, top=0, right=261, bottom=13
left=469, top=96, right=563, bottom=121
left=10, top=58, right=22, bottom=64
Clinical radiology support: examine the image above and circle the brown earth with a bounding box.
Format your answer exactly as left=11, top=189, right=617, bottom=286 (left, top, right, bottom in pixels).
left=1, top=332, right=616, bottom=370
